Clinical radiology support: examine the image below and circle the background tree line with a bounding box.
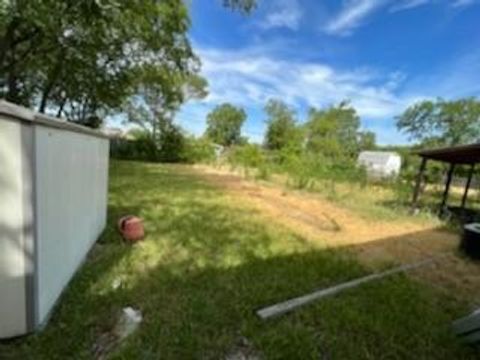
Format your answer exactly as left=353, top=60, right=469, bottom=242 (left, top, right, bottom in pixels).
left=203, top=99, right=377, bottom=158
left=198, top=96, right=480, bottom=194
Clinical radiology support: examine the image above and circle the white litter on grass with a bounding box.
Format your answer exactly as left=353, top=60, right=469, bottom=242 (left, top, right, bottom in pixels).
left=114, top=307, right=143, bottom=340
left=225, top=336, right=261, bottom=360
left=92, top=307, right=143, bottom=359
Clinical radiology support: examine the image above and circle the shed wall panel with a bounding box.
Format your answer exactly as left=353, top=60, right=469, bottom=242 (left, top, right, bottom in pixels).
left=34, top=126, right=109, bottom=324
left=0, top=118, right=33, bottom=338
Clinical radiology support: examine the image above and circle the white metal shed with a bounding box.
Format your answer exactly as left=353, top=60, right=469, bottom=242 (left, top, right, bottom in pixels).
left=0, top=101, right=109, bottom=339
left=358, top=151, right=402, bottom=179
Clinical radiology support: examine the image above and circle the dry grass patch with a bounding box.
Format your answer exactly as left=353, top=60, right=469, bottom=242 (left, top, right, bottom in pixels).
left=193, top=164, right=480, bottom=305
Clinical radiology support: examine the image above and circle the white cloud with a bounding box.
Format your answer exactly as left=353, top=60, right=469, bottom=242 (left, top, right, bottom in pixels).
left=176, top=44, right=480, bottom=144
left=451, top=0, right=477, bottom=7
left=389, top=0, right=431, bottom=12
left=324, top=0, right=475, bottom=36
left=324, top=0, right=386, bottom=36
left=260, top=0, right=303, bottom=30
left=194, top=45, right=410, bottom=119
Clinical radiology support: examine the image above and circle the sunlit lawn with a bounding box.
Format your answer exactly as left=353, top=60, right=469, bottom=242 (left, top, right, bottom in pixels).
left=1, top=160, right=478, bottom=359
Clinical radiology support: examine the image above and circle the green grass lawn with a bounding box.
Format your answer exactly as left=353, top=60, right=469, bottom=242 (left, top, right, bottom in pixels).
left=1, top=160, right=478, bottom=359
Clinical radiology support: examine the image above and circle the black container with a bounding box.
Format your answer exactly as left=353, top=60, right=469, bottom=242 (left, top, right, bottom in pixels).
left=461, top=223, right=480, bottom=260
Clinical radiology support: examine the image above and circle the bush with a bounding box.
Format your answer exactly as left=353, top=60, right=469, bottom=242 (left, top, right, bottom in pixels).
left=256, top=163, right=272, bottom=181
left=183, top=137, right=216, bottom=164
left=283, top=154, right=315, bottom=189
left=110, top=128, right=216, bottom=164
left=110, top=136, right=159, bottom=162
left=278, top=152, right=367, bottom=190
left=223, top=144, right=370, bottom=190
left=228, top=144, right=271, bottom=178
left=157, top=125, right=187, bottom=163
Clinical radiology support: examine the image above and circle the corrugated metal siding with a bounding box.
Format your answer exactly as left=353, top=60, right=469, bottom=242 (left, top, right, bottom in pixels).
left=0, top=101, right=109, bottom=338
left=34, top=125, right=109, bottom=324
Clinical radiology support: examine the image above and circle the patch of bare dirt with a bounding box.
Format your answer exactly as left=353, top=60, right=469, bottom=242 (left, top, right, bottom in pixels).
left=193, top=165, right=480, bottom=306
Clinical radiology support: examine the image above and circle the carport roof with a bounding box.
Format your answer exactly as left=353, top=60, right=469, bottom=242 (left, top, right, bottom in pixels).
left=416, top=143, right=480, bottom=165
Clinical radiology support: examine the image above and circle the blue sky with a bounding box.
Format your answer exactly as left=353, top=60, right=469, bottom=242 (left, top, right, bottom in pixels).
left=175, top=0, right=480, bottom=145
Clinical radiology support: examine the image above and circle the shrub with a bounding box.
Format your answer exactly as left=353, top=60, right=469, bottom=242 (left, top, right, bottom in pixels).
left=229, top=144, right=263, bottom=168
left=283, top=154, right=315, bottom=189
left=111, top=128, right=216, bottom=164
left=227, top=144, right=270, bottom=178
left=183, top=137, right=216, bottom=164
left=157, top=125, right=187, bottom=163
left=278, top=152, right=367, bottom=190
left=256, top=163, right=272, bottom=181
left=110, top=136, right=159, bottom=162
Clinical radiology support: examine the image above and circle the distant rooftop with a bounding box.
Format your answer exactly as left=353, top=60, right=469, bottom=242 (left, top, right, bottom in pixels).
left=358, top=151, right=400, bottom=165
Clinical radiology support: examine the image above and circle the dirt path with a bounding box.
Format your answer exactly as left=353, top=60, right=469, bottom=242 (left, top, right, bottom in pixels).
left=193, top=165, right=480, bottom=306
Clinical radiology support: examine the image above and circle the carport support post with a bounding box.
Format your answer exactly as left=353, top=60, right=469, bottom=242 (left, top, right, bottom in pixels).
left=440, top=162, right=456, bottom=215
left=412, top=157, right=427, bottom=211
left=461, top=164, right=475, bottom=209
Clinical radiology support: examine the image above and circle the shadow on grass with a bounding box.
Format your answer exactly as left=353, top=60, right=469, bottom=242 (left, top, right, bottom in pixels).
left=1, top=161, right=479, bottom=359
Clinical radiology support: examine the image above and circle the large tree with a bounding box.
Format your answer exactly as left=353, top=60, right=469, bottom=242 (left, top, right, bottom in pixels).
left=0, top=0, right=254, bottom=126
left=205, top=103, right=246, bottom=146
left=264, top=99, right=301, bottom=151
left=1, top=0, right=198, bottom=126
left=126, top=67, right=207, bottom=140
left=397, top=98, right=480, bottom=146
left=306, top=101, right=361, bottom=158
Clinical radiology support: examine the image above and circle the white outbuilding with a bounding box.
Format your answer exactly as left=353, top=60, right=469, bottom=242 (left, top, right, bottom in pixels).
left=357, top=151, right=402, bottom=179
left=0, top=101, right=109, bottom=339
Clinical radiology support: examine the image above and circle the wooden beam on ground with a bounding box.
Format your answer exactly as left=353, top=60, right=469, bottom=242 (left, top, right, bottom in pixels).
left=256, top=258, right=434, bottom=320
left=453, top=309, right=480, bottom=344
left=411, top=157, right=427, bottom=212
left=461, top=164, right=475, bottom=209
left=440, top=163, right=456, bottom=215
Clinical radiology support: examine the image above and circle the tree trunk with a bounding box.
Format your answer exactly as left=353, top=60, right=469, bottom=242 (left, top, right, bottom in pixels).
left=56, top=97, right=67, bottom=118
left=39, top=50, right=65, bottom=113
left=5, top=64, right=20, bottom=104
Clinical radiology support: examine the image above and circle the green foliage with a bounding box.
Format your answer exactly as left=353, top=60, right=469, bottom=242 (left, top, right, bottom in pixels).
left=122, top=66, right=207, bottom=162
left=227, top=144, right=369, bottom=191
left=111, top=129, right=216, bottom=164
left=183, top=137, right=217, bottom=164
left=264, top=99, right=301, bottom=151
left=110, top=135, right=159, bottom=162
left=281, top=153, right=367, bottom=190
left=125, top=70, right=207, bottom=139
left=227, top=143, right=272, bottom=179
left=1, top=0, right=198, bottom=125
left=283, top=154, right=315, bottom=189
left=306, top=101, right=361, bottom=158
left=224, top=99, right=370, bottom=190
left=206, top=103, right=247, bottom=146
left=229, top=143, right=265, bottom=168
left=256, top=162, right=272, bottom=180
left=358, top=131, right=377, bottom=151
left=157, top=124, right=187, bottom=163
left=397, top=97, right=480, bottom=146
